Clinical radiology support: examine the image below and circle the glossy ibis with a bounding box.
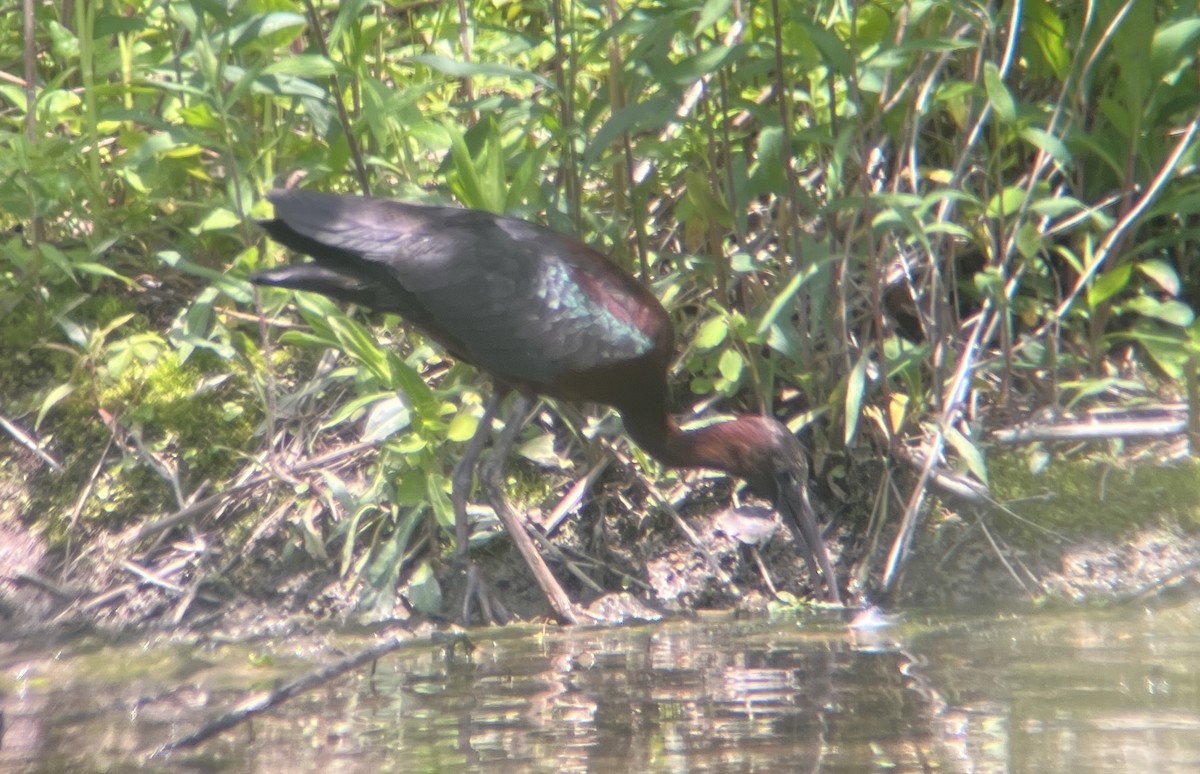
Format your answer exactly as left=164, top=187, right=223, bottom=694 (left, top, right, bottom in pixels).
left=252, top=189, right=842, bottom=622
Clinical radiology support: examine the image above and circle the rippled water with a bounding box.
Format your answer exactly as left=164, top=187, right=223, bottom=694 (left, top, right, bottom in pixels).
left=3, top=597, right=1200, bottom=772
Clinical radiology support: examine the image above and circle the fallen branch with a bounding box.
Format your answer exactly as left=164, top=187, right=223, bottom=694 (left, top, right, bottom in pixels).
left=150, top=630, right=465, bottom=757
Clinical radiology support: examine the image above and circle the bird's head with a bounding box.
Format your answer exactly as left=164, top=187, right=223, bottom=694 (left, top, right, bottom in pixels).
left=705, top=415, right=840, bottom=603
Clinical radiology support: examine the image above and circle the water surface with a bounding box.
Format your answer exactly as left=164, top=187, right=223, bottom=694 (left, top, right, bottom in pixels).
left=3, top=597, right=1199, bottom=772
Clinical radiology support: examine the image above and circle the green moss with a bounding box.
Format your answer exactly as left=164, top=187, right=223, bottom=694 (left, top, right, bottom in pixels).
left=100, top=352, right=258, bottom=485
left=5, top=322, right=261, bottom=547
left=987, top=450, right=1200, bottom=544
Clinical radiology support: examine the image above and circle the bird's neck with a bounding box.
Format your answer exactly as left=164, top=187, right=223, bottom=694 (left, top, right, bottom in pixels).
left=619, top=402, right=748, bottom=474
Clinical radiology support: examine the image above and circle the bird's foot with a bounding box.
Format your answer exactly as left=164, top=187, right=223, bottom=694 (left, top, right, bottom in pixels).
left=461, top=563, right=511, bottom=626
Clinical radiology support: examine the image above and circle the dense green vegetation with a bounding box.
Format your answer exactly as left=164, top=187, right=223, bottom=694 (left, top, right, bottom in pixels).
left=2, top=0, right=1198, bottom=624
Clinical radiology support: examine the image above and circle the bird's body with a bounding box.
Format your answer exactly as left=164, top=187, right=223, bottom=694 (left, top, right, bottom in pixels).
left=254, top=189, right=841, bottom=615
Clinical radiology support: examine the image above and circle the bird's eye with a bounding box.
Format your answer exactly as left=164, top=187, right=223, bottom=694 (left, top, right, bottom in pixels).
left=773, top=468, right=798, bottom=497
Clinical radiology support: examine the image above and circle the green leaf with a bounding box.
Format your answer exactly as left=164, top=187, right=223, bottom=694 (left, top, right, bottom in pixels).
left=360, top=510, right=424, bottom=619
left=586, top=96, right=675, bottom=166
left=1124, top=320, right=1189, bottom=378
left=318, top=470, right=357, bottom=515
left=844, top=350, right=869, bottom=445
left=748, top=126, right=786, bottom=196
left=1137, top=259, right=1181, bottom=296
left=984, top=186, right=1026, bottom=219
left=973, top=268, right=1005, bottom=302
left=36, top=384, right=74, bottom=431
left=717, top=348, right=744, bottom=383
left=407, top=561, right=442, bottom=616
left=1123, top=296, right=1195, bottom=327
left=945, top=426, right=988, bottom=485
left=799, top=20, right=853, bottom=75
left=228, top=12, right=306, bottom=49
left=983, top=62, right=1016, bottom=123
left=1024, top=0, right=1069, bottom=79
left=262, top=54, right=336, bottom=79
left=193, top=207, right=240, bottom=233
left=1150, top=18, right=1200, bottom=81
left=1112, top=0, right=1154, bottom=101
left=426, top=473, right=455, bottom=533
left=446, top=120, right=505, bottom=215
left=447, top=410, right=479, bottom=443
left=694, top=316, right=729, bottom=349
left=693, top=0, right=734, bottom=34
left=517, top=431, right=568, bottom=468
left=1020, top=127, right=1071, bottom=165
left=1088, top=263, right=1133, bottom=308
left=73, top=261, right=134, bottom=284
left=756, top=261, right=821, bottom=335
left=1015, top=223, right=1043, bottom=259
left=362, top=395, right=411, bottom=443
left=386, top=352, right=439, bottom=424
left=684, top=170, right=732, bottom=228
left=329, top=0, right=373, bottom=42
left=407, top=54, right=554, bottom=90
left=661, top=45, right=739, bottom=86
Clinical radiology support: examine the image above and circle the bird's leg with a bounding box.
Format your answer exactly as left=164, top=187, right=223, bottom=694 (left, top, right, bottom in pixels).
left=452, top=391, right=503, bottom=564
left=479, top=394, right=581, bottom=625
left=451, top=391, right=507, bottom=625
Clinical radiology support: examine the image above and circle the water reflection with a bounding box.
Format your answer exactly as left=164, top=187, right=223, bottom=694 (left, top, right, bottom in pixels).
left=3, top=599, right=1200, bottom=772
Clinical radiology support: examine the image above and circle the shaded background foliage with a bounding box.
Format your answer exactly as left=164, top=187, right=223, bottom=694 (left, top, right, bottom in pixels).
left=1, top=0, right=1198, bottom=624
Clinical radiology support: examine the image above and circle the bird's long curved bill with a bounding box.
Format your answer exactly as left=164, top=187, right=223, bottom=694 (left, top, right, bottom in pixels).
left=778, top=483, right=841, bottom=604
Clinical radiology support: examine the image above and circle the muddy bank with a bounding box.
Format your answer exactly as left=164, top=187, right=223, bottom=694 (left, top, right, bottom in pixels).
left=4, top=448, right=1200, bottom=640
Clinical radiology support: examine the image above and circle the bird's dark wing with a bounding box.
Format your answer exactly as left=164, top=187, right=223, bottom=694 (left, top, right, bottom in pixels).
left=254, top=190, right=668, bottom=396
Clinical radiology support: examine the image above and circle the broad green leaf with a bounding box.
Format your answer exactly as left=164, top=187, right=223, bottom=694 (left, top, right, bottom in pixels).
left=1024, top=0, right=1069, bottom=79
left=387, top=352, right=439, bottom=422
left=984, top=186, right=1025, bottom=219
left=973, top=268, right=1005, bottom=301
left=748, top=126, right=786, bottom=196
left=1112, top=0, right=1154, bottom=101
left=586, top=96, right=675, bottom=166
left=945, top=426, right=988, bottom=485
left=262, top=54, right=336, bottom=79
left=407, top=561, right=442, bottom=615
left=684, top=170, right=732, bottom=228
left=360, top=510, right=424, bottom=619
left=983, top=62, right=1016, bottom=123
left=318, top=470, right=357, bottom=515
left=407, top=54, right=554, bottom=90
left=717, top=348, right=744, bottom=383
left=427, top=473, right=455, bottom=532
left=661, top=45, right=739, bottom=86
left=228, top=12, right=306, bottom=49
left=1123, top=296, right=1194, bottom=327
left=693, top=0, right=734, bottom=34
left=329, top=0, right=373, bottom=42
left=1020, top=127, right=1071, bottom=165
left=844, top=350, right=869, bottom=445
left=1150, top=19, right=1200, bottom=81
left=800, top=21, right=853, bottom=75
left=517, top=431, right=568, bottom=468
left=447, top=410, right=479, bottom=443
left=756, top=261, right=821, bottom=335
left=694, top=316, right=729, bottom=349
left=1087, top=263, right=1133, bottom=308
left=193, top=207, right=239, bottom=233
left=1123, top=320, right=1189, bottom=378
left=36, top=384, right=74, bottom=431
left=1015, top=223, right=1043, bottom=259
left=1137, top=259, right=1181, bottom=296
left=73, top=261, right=134, bottom=284
left=362, top=394, right=411, bottom=442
